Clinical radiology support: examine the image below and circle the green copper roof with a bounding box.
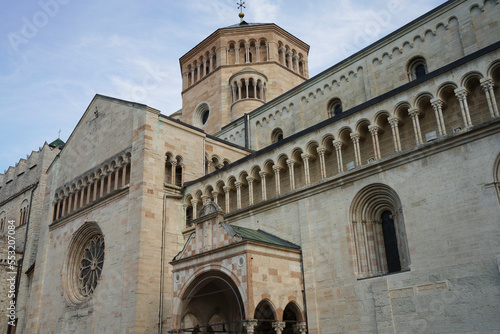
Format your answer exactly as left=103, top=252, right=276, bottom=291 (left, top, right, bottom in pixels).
left=229, top=224, right=300, bottom=250
left=49, top=138, right=65, bottom=149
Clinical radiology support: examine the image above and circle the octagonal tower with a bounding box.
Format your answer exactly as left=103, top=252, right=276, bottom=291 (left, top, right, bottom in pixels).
left=177, top=21, right=310, bottom=134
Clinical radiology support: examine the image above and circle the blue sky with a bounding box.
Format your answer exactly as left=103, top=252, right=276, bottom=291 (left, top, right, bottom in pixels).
left=0, top=0, right=445, bottom=173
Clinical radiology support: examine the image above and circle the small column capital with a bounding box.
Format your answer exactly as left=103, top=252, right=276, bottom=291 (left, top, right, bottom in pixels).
left=259, top=171, right=268, bottom=178
left=316, top=147, right=326, bottom=155
left=234, top=181, right=243, bottom=189
left=480, top=77, right=494, bottom=90
left=272, top=165, right=282, bottom=172
left=408, top=108, right=420, bottom=118
left=242, top=319, right=258, bottom=333
left=368, top=125, right=379, bottom=135
left=190, top=199, right=199, bottom=206
left=294, top=322, right=307, bottom=334
left=350, top=132, right=360, bottom=142
left=211, top=190, right=220, bottom=198
left=301, top=153, right=310, bottom=161
left=272, top=321, right=286, bottom=334
left=454, top=87, right=468, bottom=100
left=223, top=186, right=232, bottom=193
left=333, top=140, right=344, bottom=150
left=286, top=159, right=296, bottom=167
left=430, top=97, right=443, bottom=108
left=246, top=176, right=255, bottom=184
left=388, top=116, right=400, bottom=127
left=209, top=53, right=214, bottom=59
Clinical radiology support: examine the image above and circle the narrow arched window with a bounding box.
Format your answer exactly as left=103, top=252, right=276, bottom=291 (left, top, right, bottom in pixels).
left=381, top=211, right=401, bottom=273
left=407, top=57, right=428, bottom=81
left=271, top=128, right=284, bottom=143
left=328, top=98, right=342, bottom=118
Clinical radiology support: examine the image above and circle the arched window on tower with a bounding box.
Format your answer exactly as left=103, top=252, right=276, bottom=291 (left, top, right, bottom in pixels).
left=328, top=98, right=343, bottom=118
left=407, top=57, right=428, bottom=81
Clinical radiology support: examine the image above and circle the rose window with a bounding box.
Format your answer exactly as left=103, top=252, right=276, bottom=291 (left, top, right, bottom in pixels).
left=79, top=235, right=105, bottom=297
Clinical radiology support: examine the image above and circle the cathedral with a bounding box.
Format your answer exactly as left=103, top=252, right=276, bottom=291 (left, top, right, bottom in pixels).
left=1, top=0, right=500, bottom=332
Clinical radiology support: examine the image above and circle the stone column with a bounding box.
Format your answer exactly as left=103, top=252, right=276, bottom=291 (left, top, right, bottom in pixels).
left=293, top=55, right=299, bottom=72
left=79, top=184, right=85, bottom=208
left=235, top=46, right=240, bottom=64
left=121, top=162, right=128, bottom=187
left=430, top=98, right=446, bottom=136
left=286, top=159, right=296, bottom=190
left=350, top=132, right=362, bottom=167
left=67, top=193, right=73, bottom=214
left=202, top=59, right=207, bottom=77
left=114, top=165, right=120, bottom=190
left=55, top=201, right=61, bottom=220
left=259, top=171, right=268, bottom=201
left=301, top=153, right=311, bottom=185
left=272, top=165, right=282, bottom=196
left=352, top=221, right=361, bottom=275
left=191, top=199, right=199, bottom=219
left=235, top=181, right=242, bottom=210
left=372, top=220, right=383, bottom=274
left=287, top=52, right=293, bottom=69
left=256, top=45, right=261, bottom=62
left=454, top=88, right=473, bottom=128
left=408, top=108, right=423, bottom=145
left=170, top=161, right=177, bottom=184
left=231, top=86, right=236, bottom=103
left=368, top=125, right=381, bottom=160
left=93, top=177, right=99, bottom=201
left=361, top=220, right=372, bottom=276
left=196, top=63, right=201, bottom=81
left=99, top=172, right=106, bottom=198
left=253, top=82, right=257, bottom=98
left=259, top=84, right=264, bottom=101
left=266, top=43, right=270, bottom=61
left=245, top=79, right=249, bottom=99
left=388, top=117, right=402, bottom=152
left=211, top=190, right=219, bottom=205
left=209, top=53, right=213, bottom=73
left=280, top=47, right=286, bottom=65
left=190, top=68, right=194, bottom=86
left=480, top=78, right=499, bottom=118
left=86, top=181, right=92, bottom=204
left=201, top=195, right=210, bottom=205
left=106, top=168, right=112, bottom=194
left=61, top=196, right=67, bottom=217
left=316, top=147, right=327, bottom=179
left=272, top=321, right=286, bottom=334
left=245, top=45, right=250, bottom=63
left=238, top=83, right=242, bottom=100
left=333, top=140, right=344, bottom=173
left=225, top=46, right=229, bottom=65
left=242, top=319, right=258, bottom=333
left=246, top=176, right=255, bottom=206
left=223, top=186, right=231, bottom=213
left=263, top=87, right=267, bottom=102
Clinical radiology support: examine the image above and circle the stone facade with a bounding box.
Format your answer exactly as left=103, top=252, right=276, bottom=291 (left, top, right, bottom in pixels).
left=2, top=0, right=500, bottom=333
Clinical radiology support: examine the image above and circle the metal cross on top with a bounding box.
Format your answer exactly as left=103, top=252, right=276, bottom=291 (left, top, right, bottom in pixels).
left=237, top=0, right=246, bottom=22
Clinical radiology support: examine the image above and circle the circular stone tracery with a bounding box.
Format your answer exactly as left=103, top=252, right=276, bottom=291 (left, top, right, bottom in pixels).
left=64, top=222, right=105, bottom=304
left=79, top=235, right=105, bottom=297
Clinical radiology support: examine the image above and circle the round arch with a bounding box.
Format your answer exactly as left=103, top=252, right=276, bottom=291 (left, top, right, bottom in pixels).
left=176, top=269, right=246, bottom=333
